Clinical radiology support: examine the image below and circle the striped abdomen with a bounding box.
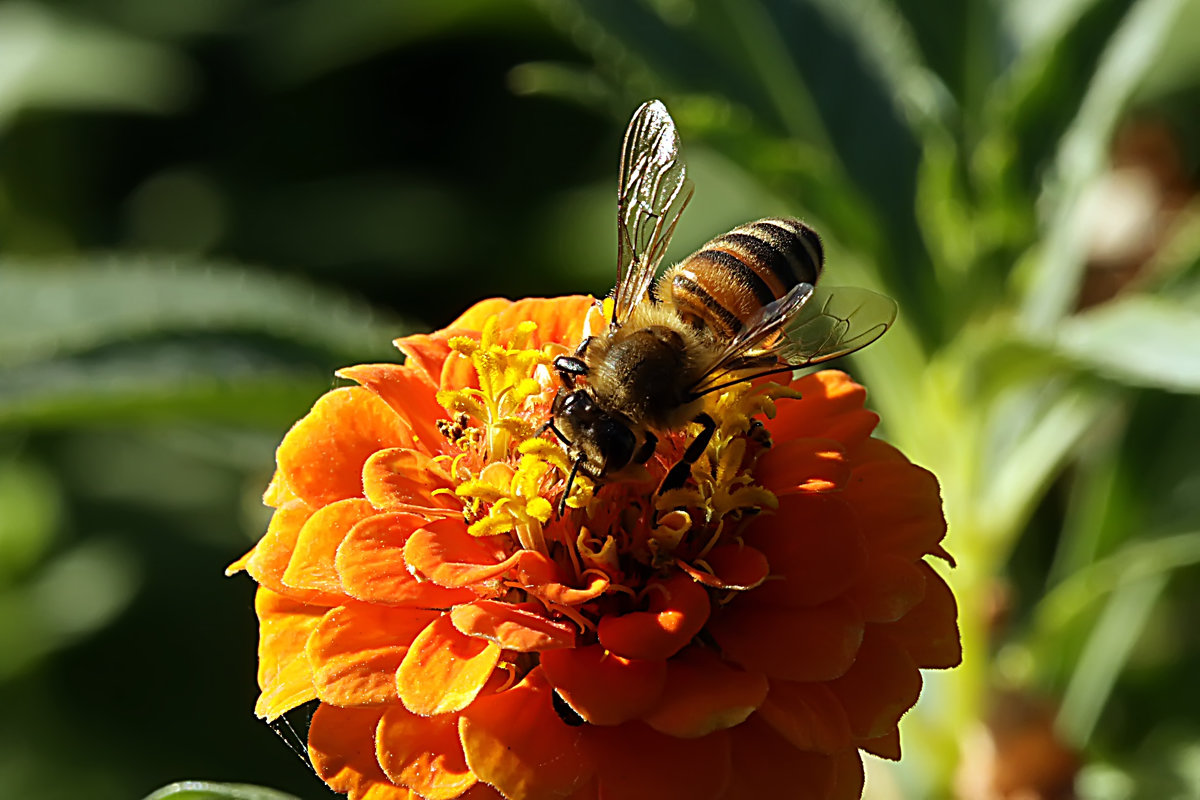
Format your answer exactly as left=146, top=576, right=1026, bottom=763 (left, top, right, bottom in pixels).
left=659, top=217, right=824, bottom=338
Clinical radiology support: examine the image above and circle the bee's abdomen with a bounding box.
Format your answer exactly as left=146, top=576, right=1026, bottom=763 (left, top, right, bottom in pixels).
left=662, top=217, right=824, bottom=338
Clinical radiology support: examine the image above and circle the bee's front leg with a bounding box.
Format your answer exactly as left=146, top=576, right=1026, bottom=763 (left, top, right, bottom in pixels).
left=657, top=413, right=716, bottom=494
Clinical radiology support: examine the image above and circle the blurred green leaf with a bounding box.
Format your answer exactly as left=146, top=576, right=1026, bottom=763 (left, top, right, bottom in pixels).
left=0, top=459, right=60, bottom=580
left=0, top=2, right=194, bottom=125
left=1053, top=295, right=1200, bottom=392
left=0, top=258, right=408, bottom=367
left=142, top=782, right=304, bottom=800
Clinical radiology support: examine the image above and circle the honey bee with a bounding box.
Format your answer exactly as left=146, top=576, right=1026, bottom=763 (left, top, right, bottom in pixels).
left=547, top=100, right=897, bottom=506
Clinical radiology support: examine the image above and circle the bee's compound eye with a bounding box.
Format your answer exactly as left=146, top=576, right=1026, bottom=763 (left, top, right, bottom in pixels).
left=562, top=391, right=594, bottom=416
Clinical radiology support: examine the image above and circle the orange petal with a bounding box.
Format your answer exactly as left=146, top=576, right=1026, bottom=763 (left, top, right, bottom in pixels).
left=723, top=715, right=835, bottom=800
left=754, top=438, right=850, bottom=495
left=699, top=544, right=770, bottom=591
left=709, top=597, right=864, bottom=682
left=495, top=295, right=595, bottom=349
left=756, top=680, right=853, bottom=753
left=846, top=552, right=927, bottom=623
left=306, top=604, right=441, bottom=706
left=336, top=512, right=478, bottom=607
left=308, top=703, right=388, bottom=795
left=393, top=331, right=457, bottom=385
left=583, top=722, right=730, bottom=800
left=397, top=614, right=500, bottom=716
left=641, top=647, right=767, bottom=738
left=829, top=748, right=865, bottom=800
left=540, top=644, right=667, bottom=726
left=768, top=371, right=878, bottom=450
left=827, top=628, right=921, bottom=740
left=887, top=561, right=961, bottom=669
left=338, top=363, right=447, bottom=457
left=362, top=447, right=457, bottom=510
left=860, top=727, right=901, bottom=760
left=353, top=782, right=417, bottom=800
left=451, top=600, right=576, bottom=652
left=262, top=468, right=296, bottom=508
left=597, top=573, right=710, bottom=660
left=253, top=587, right=324, bottom=720
left=745, top=494, right=867, bottom=608
left=843, top=454, right=946, bottom=560
left=403, top=520, right=510, bottom=589
left=459, top=666, right=591, bottom=800
left=446, top=297, right=515, bottom=331
left=277, top=386, right=412, bottom=507
left=376, top=704, right=476, bottom=800
left=240, top=500, right=347, bottom=606
left=282, top=498, right=376, bottom=597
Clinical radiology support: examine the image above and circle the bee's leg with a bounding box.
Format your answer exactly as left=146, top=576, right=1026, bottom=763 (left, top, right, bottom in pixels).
left=633, top=431, right=658, bottom=465
left=657, top=413, right=716, bottom=494
left=554, top=355, right=589, bottom=388
left=559, top=454, right=601, bottom=516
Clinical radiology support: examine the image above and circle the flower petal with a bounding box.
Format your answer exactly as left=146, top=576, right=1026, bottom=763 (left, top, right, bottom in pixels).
left=282, top=498, right=377, bottom=597
left=860, top=727, right=901, bottom=760
left=843, top=448, right=947, bottom=560
left=403, top=520, right=510, bottom=589
left=756, top=681, right=852, bottom=753
left=277, top=386, right=412, bottom=507
left=494, top=295, right=595, bottom=349
left=641, top=647, right=767, bottom=738
left=723, top=715, right=836, bottom=800
left=451, top=600, right=577, bottom=652
left=540, top=644, right=667, bottom=726
left=846, top=552, right=927, bottom=623
left=362, top=448, right=458, bottom=510
left=397, top=614, right=500, bottom=716
left=336, top=512, right=478, bottom=607
left=459, top=666, right=591, bottom=800
left=241, top=500, right=347, bottom=606
left=308, top=704, right=388, bottom=796
left=597, top=573, right=710, bottom=661
left=582, top=722, right=731, bottom=800
left=888, top=561, right=962, bottom=669
left=338, top=363, right=448, bottom=456
left=376, top=704, right=476, bottom=800
left=754, top=438, right=850, bottom=495
left=768, top=371, right=878, bottom=450
left=306, top=604, right=441, bottom=706
left=253, top=587, right=323, bottom=720
left=827, top=628, right=921, bottom=740
left=744, top=494, right=867, bottom=609
left=709, top=597, right=864, bottom=682
left=829, top=749, right=865, bottom=800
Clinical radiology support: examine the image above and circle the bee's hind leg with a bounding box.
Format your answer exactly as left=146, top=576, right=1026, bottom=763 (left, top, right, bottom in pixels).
left=657, top=413, right=716, bottom=494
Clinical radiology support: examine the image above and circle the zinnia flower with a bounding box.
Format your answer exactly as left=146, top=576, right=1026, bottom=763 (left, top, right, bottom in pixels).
left=228, top=295, right=960, bottom=800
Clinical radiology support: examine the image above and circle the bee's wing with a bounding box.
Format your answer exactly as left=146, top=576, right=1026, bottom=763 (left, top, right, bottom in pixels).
left=613, top=100, right=693, bottom=326
left=689, top=284, right=898, bottom=397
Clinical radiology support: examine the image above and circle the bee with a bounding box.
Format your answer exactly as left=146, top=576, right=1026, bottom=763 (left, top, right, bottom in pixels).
left=547, top=100, right=897, bottom=507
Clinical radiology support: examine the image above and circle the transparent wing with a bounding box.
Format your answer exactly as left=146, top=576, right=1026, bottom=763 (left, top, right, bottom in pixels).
left=613, top=100, right=693, bottom=326
left=689, top=284, right=897, bottom=396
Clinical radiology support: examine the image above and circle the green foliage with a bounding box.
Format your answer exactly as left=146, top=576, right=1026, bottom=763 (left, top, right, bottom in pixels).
left=2, top=0, right=1198, bottom=798
left=143, top=782, right=304, bottom=800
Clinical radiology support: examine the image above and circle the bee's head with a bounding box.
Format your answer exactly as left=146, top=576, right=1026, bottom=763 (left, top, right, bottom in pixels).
left=552, top=388, right=637, bottom=476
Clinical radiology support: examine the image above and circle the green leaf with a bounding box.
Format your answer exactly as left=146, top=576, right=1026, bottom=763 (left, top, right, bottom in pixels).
left=1053, top=295, right=1200, bottom=392
left=0, top=257, right=408, bottom=367
left=142, top=782, right=304, bottom=800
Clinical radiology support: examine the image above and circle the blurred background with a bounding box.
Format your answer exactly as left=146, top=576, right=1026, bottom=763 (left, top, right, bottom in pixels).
left=2, top=0, right=1199, bottom=798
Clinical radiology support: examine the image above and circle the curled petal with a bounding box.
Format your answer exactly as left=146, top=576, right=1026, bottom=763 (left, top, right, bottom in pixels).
left=451, top=600, right=577, bottom=652
left=397, top=614, right=500, bottom=716
left=541, top=644, right=667, bottom=726
left=336, top=513, right=477, bottom=607
left=277, top=386, right=412, bottom=507
left=768, top=371, right=878, bottom=450
left=240, top=500, right=345, bottom=607
left=827, top=628, right=921, bottom=740
left=393, top=331, right=459, bottom=386
left=754, top=438, right=850, bottom=495
left=583, top=723, right=730, bottom=800
left=709, top=597, right=864, bottom=682
left=253, top=587, right=323, bottom=720
left=598, top=573, right=710, bottom=661
left=887, top=561, right=962, bottom=669
left=376, top=705, right=476, bottom=800
left=681, top=544, right=770, bottom=591
left=757, top=681, right=853, bottom=753
left=308, top=704, right=389, bottom=796
left=338, top=363, right=447, bottom=456
left=641, top=647, right=768, bottom=738
left=306, top=604, right=440, bottom=706
left=363, top=448, right=458, bottom=510
left=724, top=715, right=835, bottom=800
left=459, top=667, right=591, bottom=800
left=403, top=520, right=510, bottom=589
left=282, top=498, right=376, bottom=598
left=745, top=495, right=867, bottom=609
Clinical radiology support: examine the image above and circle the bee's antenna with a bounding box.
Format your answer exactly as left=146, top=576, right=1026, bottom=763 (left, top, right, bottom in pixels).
left=560, top=454, right=585, bottom=516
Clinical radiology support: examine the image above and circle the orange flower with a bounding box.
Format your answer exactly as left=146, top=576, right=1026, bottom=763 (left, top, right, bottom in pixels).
left=229, top=295, right=960, bottom=800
